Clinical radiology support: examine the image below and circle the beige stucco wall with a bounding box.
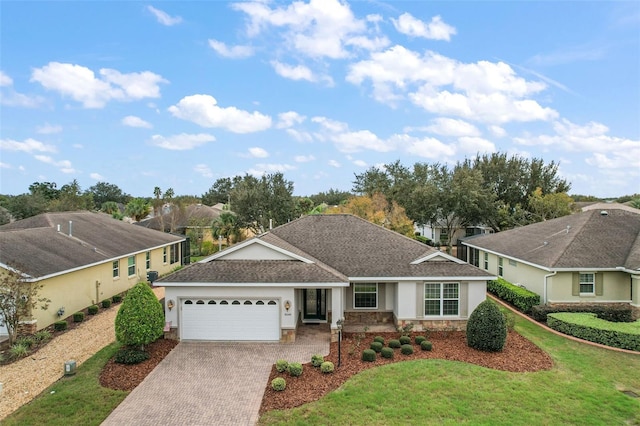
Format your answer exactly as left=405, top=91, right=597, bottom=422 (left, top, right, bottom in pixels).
left=344, top=282, right=389, bottom=312
left=549, top=271, right=632, bottom=303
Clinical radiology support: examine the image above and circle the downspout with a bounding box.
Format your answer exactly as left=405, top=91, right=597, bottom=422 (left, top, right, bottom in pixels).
left=543, top=271, right=556, bottom=305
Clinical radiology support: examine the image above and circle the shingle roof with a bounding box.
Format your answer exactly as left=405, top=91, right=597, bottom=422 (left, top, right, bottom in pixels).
left=0, top=211, right=184, bottom=278
left=463, top=208, right=640, bottom=270
left=136, top=204, right=223, bottom=232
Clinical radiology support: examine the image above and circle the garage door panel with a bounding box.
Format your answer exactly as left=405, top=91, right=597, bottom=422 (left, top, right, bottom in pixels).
left=181, top=299, right=279, bottom=341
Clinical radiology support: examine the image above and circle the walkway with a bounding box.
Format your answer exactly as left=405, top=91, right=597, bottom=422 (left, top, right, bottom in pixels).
left=102, top=325, right=330, bottom=426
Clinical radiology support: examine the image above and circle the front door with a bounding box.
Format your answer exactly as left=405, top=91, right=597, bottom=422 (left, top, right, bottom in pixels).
left=303, top=289, right=326, bottom=321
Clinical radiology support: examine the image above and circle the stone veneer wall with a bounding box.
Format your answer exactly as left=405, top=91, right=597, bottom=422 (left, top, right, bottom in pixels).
left=395, top=316, right=468, bottom=332
left=344, top=311, right=394, bottom=324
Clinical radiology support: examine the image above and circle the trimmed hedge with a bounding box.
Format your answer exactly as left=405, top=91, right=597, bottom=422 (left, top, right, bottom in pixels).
left=370, top=341, right=383, bottom=352
left=415, top=336, right=427, bottom=345
left=547, top=313, right=640, bottom=351
left=388, top=339, right=401, bottom=349
left=467, top=299, right=507, bottom=352
left=54, top=320, right=68, bottom=331
left=362, top=349, right=376, bottom=362
left=101, top=299, right=112, bottom=308
left=487, top=278, right=540, bottom=313
left=288, top=362, right=303, bottom=377
left=420, top=340, right=433, bottom=351
left=399, top=335, right=411, bottom=345
left=115, top=348, right=150, bottom=365
left=381, top=347, right=394, bottom=359
left=400, top=344, right=414, bottom=355
left=88, top=305, right=99, bottom=315
left=73, top=312, right=85, bottom=322
left=272, top=377, right=286, bottom=391
left=311, top=354, right=324, bottom=367
left=531, top=304, right=634, bottom=323
left=320, top=361, right=334, bottom=373
left=373, top=336, right=385, bottom=344
left=112, top=294, right=123, bottom=303
left=275, top=359, right=289, bottom=373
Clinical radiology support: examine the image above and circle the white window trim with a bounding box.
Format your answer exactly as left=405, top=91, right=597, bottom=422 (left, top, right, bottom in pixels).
left=424, top=282, right=460, bottom=317
left=163, top=247, right=168, bottom=264
left=112, top=260, right=119, bottom=279
left=498, top=257, right=504, bottom=277
left=146, top=251, right=151, bottom=270
left=127, top=255, right=136, bottom=277
left=353, top=282, right=378, bottom=309
left=579, top=272, right=595, bottom=296
left=483, top=252, right=489, bottom=270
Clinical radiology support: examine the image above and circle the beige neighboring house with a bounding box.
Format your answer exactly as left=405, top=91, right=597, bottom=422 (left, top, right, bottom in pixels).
left=159, top=214, right=495, bottom=343
left=461, top=207, right=640, bottom=318
left=0, top=211, right=187, bottom=336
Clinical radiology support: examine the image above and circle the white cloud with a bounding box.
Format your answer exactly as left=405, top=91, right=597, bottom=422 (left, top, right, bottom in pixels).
left=488, top=125, right=507, bottom=138
left=147, top=6, right=183, bottom=26
left=90, top=172, right=105, bottom=180
left=149, top=133, right=216, bottom=150
left=328, top=159, right=341, bottom=168
left=0, top=70, right=13, bottom=86
left=122, top=115, right=153, bottom=128
left=36, top=123, right=63, bottom=134
left=286, top=129, right=314, bottom=142
left=456, top=136, right=496, bottom=155
left=0, top=138, right=56, bottom=153
left=392, top=13, right=456, bottom=41
left=194, top=164, right=214, bottom=178
left=31, top=62, right=167, bottom=108
left=34, top=155, right=75, bottom=173
left=311, top=116, right=348, bottom=133
left=352, top=159, right=367, bottom=167
left=0, top=90, right=45, bottom=108
left=331, top=130, right=394, bottom=153
left=294, top=155, right=315, bottom=162
left=0, top=162, right=11, bottom=169
left=169, top=94, right=272, bottom=133
left=208, top=39, right=254, bottom=59
left=247, top=147, right=269, bottom=158
left=421, top=118, right=480, bottom=137
left=271, top=61, right=315, bottom=82
left=392, top=134, right=456, bottom=159
left=277, top=111, right=306, bottom=128
left=247, top=163, right=296, bottom=176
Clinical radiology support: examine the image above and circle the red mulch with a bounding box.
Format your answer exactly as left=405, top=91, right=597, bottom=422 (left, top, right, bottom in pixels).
left=259, top=330, right=553, bottom=414
left=99, top=339, right=178, bottom=391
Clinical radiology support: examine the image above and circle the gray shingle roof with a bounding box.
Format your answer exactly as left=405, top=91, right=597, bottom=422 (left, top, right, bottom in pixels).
left=463, top=208, right=640, bottom=270
left=0, top=211, right=184, bottom=278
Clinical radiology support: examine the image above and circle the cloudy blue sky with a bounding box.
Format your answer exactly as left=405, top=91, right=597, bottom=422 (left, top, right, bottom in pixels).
left=1, top=1, right=638, bottom=198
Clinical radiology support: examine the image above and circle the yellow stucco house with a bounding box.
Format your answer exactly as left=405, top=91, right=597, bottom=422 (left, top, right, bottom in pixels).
left=0, top=211, right=187, bottom=336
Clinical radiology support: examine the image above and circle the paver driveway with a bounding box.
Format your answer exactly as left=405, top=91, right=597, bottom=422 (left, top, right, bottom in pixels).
left=102, top=326, right=330, bottom=426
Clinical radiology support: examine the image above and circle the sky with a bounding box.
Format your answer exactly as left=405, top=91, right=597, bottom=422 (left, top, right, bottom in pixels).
left=1, top=1, right=639, bottom=199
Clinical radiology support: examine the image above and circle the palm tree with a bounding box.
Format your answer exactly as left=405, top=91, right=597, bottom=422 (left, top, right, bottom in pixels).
left=125, top=198, right=151, bottom=222
left=211, top=212, right=241, bottom=246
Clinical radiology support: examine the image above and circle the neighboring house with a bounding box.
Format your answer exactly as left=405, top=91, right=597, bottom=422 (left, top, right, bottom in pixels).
left=415, top=222, right=493, bottom=245
left=461, top=207, right=640, bottom=318
left=159, top=214, right=495, bottom=342
left=0, top=211, right=187, bottom=334
left=136, top=203, right=224, bottom=235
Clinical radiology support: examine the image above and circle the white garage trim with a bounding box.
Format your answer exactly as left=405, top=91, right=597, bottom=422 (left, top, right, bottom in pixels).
left=180, top=298, right=280, bottom=341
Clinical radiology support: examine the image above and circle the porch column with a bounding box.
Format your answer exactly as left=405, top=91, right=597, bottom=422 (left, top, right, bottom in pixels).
left=331, top=287, right=343, bottom=329
left=632, top=275, right=640, bottom=320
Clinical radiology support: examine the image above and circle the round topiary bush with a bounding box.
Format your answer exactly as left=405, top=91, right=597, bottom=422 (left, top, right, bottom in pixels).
left=112, top=294, right=123, bottom=304
left=276, top=359, right=289, bottom=373
left=88, top=305, right=99, bottom=315
left=399, top=335, right=411, bottom=345
left=320, top=361, right=334, bottom=374
left=271, top=377, right=286, bottom=391
left=73, top=312, right=85, bottom=322
left=388, top=339, right=401, bottom=349
left=101, top=299, right=112, bottom=309
left=114, top=347, right=150, bottom=365
left=420, top=340, right=433, bottom=351
left=373, top=336, right=385, bottom=344
left=362, top=349, right=376, bottom=362
left=54, top=320, right=68, bottom=331
left=115, top=282, right=164, bottom=349
left=311, top=354, right=324, bottom=367
left=370, top=341, right=383, bottom=352
left=415, top=336, right=427, bottom=345
left=466, top=299, right=507, bottom=352
left=400, top=344, right=414, bottom=355
left=288, top=362, right=303, bottom=377
left=381, top=347, right=394, bottom=359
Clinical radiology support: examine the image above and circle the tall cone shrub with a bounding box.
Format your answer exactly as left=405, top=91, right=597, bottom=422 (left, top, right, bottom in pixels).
left=115, top=282, right=164, bottom=349
left=466, top=299, right=507, bottom=352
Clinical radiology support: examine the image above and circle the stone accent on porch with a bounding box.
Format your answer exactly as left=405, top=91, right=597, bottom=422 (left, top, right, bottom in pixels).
left=344, top=311, right=394, bottom=324
left=281, top=328, right=296, bottom=343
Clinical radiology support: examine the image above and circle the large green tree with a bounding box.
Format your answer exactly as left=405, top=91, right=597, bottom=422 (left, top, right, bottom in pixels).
left=201, top=177, right=234, bottom=206
left=85, top=182, right=130, bottom=206
left=125, top=198, right=151, bottom=222
left=49, top=179, right=93, bottom=211
left=114, top=282, right=164, bottom=350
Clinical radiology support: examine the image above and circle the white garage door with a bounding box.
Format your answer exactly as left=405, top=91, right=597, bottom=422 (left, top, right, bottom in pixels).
left=181, top=298, right=280, bottom=341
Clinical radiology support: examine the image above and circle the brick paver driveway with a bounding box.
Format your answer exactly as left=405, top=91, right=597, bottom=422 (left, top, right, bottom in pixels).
left=102, top=326, right=330, bottom=426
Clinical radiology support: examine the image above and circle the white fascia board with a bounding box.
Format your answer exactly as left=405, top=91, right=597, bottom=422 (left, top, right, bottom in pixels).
left=160, top=281, right=350, bottom=288
left=348, top=276, right=497, bottom=282
left=462, top=243, right=551, bottom=272
left=200, top=238, right=314, bottom=264
left=411, top=252, right=466, bottom=265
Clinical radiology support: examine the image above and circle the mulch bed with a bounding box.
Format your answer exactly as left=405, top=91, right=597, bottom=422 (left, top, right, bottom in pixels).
left=99, top=339, right=178, bottom=391
left=259, top=330, right=553, bottom=414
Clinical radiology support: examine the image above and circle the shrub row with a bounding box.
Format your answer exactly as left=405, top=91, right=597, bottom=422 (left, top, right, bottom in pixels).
left=547, top=313, right=640, bottom=351
left=487, top=278, right=540, bottom=313
left=531, top=304, right=634, bottom=323
left=363, top=339, right=433, bottom=361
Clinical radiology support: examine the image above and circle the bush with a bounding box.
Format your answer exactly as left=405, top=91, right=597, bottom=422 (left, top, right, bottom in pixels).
left=73, top=312, right=85, bottom=322
left=487, top=278, right=540, bottom=313
left=531, top=304, right=634, bottom=323
left=388, top=339, right=401, bottom=349
left=504, top=310, right=516, bottom=331
left=421, top=340, right=433, bottom=351
left=54, top=320, right=68, bottom=331
left=200, top=241, right=215, bottom=256
left=373, top=336, right=385, bottom=344
left=311, top=354, right=324, bottom=367
left=288, top=362, right=303, bottom=377
left=88, top=305, right=99, bottom=315
left=114, top=347, right=150, bottom=365
left=370, top=341, right=383, bottom=352
left=399, top=335, right=411, bottom=345
left=548, top=313, right=640, bottom=351
left=415, top=336, right=427, bottom=345
left=275, top=359, right=289, bottom=373
left=101, top=299, right=112, bottom=309
left=400, top=344, right=414, bottom=355
left=467, top=299, right=507, bottom=352
left=16, top=335, right=34, bottom=348
left=362, top=349, right=376, bottom=362
left=271, top=377, right=286, bottom=391
left=115, top=282, right=164, bottom=348
left=112, top=294, right=123, bottom=303
left=34, top=330, right=52, bottom=343
left=9, top=342, right=29, bottom=358
left=381, top=347, right=394, bottom=359
left=320, top=361, right=334, bottom=373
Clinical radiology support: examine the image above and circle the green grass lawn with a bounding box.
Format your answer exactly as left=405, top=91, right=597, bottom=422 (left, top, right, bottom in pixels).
left=2, top=343, right=128, bottom=426
left=259, top=315, right=640, bottom=425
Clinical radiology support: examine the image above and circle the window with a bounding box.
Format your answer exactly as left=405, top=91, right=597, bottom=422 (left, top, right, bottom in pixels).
left=439, top=231, right=449, bottom=244
left=469, top=248, right=479, bottom=267
left=127, top=255, right=135, bottom=276
left=163, top=247, right=167, bottom=264
left=579, top=273, right=595, bottom=295
left=112, top=260, right=119, bottom=278
left=170, top=243, right=179, bottom=264
left=484, top=252, right=489, bottom=270
left=424, top=283, right=459, bottom=316
left=146, top=251, right=151, bottom=270
left=354, top=283, right=377, bottom=309
left=498, top=257, right=503, bottom=277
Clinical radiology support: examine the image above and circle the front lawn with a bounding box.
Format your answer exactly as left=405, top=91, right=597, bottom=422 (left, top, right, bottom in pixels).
left=259, top=314, right=640, bottom=425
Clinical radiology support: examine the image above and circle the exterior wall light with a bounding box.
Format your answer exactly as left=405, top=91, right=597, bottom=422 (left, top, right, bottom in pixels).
left=284, top=300, right=291, bottom=312
left=167, top=299, right=175, bottom=311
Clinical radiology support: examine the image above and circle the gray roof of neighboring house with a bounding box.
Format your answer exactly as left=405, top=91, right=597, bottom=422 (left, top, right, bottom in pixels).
left=0, top=211, right=185, bottom=278
left=463, top=208, right=640, bottom=271
left=136, top=204, right=224, bottom=232
left=161, top=214, right=492, bottom=284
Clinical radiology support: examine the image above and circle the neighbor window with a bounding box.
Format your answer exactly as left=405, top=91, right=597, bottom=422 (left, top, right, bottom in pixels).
left=484, top=252, right=489, bottom=270
left=163, top=247, right=167, bottom=264
left=170, top=243, right=179, bottom=264
left=112, top=260, right=119, bottom=278
left=127, top=255, right=135, bottom=276
left=579, top=273, right=595, bottom=295
left=146, top=251, right=151, bottom=270
left=425, top=283, right=459, bottom=316
left=498, top=257, right=504, bottom=277
left=354, top=283, right=377, bottom=309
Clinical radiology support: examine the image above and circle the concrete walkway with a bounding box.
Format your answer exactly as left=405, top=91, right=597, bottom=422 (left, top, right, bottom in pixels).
left=102, top=325, right=330, bottom=426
